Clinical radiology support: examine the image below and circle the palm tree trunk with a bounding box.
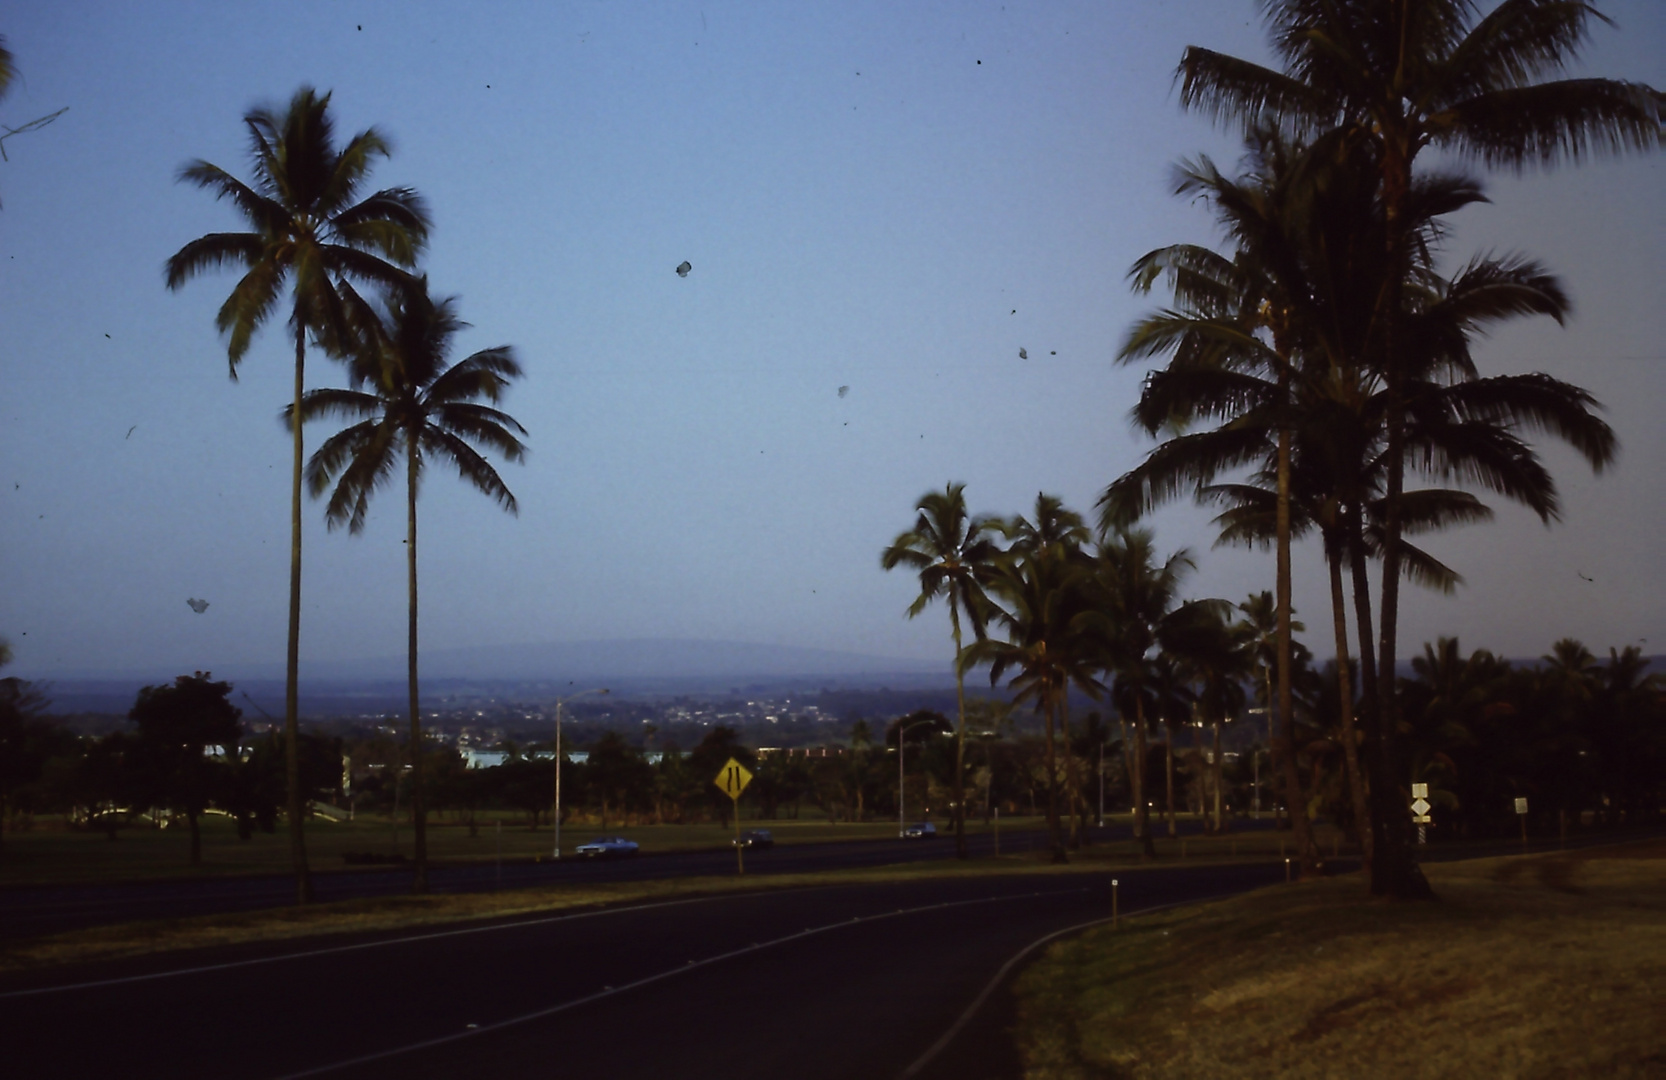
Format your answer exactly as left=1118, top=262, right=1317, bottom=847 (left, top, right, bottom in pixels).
left=407, top=436, right=428, bottom=894
left=285, top=323, right=313, bottom=905
left=1276, top=422, right=1320, bottom=876
left=1133, top=697, right=1155, bottom=858
left=1326, top=537, right=1371, bottom=864
left=1372, top=138, right=1434, bottom=901
left=1346, top=499, right=1393, bottom=892
left=1042, top=685, right=1066, bottom=863
left=949, top=603, right=968, bottom=860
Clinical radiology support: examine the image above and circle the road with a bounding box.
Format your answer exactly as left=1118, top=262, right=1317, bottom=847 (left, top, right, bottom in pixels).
left=0, top=822, right=1250, bottom=940
left=0, top=861, right=1285, bottom=1079
left=4, top=818, right=1641, bottom=942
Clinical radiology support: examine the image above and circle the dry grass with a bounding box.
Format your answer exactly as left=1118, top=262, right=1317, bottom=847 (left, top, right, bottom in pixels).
left=1015, top=839, right=1666, bottom=1080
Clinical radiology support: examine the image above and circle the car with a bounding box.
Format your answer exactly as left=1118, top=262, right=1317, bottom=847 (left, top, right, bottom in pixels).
left=574, top=836, right=639, bottom=859
left=901, top=822, right=937, bottom=839
left=733, top=829, right=774, bottom=849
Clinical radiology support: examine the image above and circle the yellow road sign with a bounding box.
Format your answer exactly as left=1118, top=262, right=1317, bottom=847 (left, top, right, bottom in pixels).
left=715, top=758, right=753, bottom=801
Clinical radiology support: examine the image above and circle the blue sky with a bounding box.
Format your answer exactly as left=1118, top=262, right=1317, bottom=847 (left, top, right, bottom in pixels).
left=1, top=1, right=1661, bottom=680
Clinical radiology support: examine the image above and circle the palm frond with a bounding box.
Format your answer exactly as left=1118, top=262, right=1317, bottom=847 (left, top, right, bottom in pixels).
left=423, top=427, right=519, bottom=516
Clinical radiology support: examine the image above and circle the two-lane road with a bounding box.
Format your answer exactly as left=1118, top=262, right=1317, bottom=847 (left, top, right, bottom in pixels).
left=2, top=862, right=1285, bottom=1079
left=0, top=823, right=1206, bottom=940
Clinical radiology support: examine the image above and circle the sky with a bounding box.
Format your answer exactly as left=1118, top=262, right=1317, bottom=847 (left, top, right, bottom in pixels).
left=1, top=1, right=1662, bottom=681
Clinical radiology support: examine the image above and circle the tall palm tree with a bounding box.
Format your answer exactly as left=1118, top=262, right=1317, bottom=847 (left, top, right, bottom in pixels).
left=1159, top=598, right=1252, bottom=834
left=1077, top=527, right=1196, bottom=859
left=881, top=483, right=1003, bottom=858
left=1001, top=494, right=1095, bottom=842
left=962, top=544, right=1101, bottom=861
left=166, top=87, right=429, bottom=904
left=1103, top=127, right=1615, bottom=887
left=290, top=285, right=526, bottom=893
left=1176, top=0, right=1660, bottom=899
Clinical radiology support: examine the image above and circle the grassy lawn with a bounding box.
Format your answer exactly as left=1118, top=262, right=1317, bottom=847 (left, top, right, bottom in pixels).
left=0, top=812, right=1333, bottom=889
left=0, top=814, right=990, bottom=888
left=1014, top=838, right=1666, bottom=1079
left=0, top=817, right=1341, bottom=973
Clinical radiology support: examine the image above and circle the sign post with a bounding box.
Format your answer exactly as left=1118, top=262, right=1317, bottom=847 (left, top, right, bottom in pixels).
left=1515, top=796, right=1529, bottom=848
left=1410, top=783, right=1431, bottom=846
left=714, top=758, right=753, bottom=875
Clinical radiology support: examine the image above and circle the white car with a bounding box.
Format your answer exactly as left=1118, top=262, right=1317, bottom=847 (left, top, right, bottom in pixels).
left=901, top=822, right=937, bottom=839
left=574, top=836, right=640, bottom=859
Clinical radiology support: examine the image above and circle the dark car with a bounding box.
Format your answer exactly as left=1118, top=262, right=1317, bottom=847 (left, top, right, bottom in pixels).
left=574, top=836, right=639, bottom=859
left=901, top=822, right=937, bottom=839
left=733, top=829, right=774, bottom=849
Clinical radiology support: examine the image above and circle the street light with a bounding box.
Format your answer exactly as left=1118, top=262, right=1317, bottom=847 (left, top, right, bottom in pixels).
left=896, top=718, right=940, bottom=838
left=553, top=687, right=609, bottom=859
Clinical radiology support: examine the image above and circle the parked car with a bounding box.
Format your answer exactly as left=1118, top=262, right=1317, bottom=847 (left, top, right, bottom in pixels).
left=734, top=829, right=774, bottom=849
left=901, top=822, right=937, bottom=839
left=575, top=836, right=639, bottom=859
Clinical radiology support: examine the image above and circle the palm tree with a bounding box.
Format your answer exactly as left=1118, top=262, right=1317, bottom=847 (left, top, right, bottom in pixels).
left=881, top=483, right=1003, bottom=858
left=1077, top=527, right=1196, bottom=859
left=1103, top=127, right=1617, bottom=888
left=1161, top=599, right=1252, bottom=834
left=962, top=544, right=1101, bottom=861
left=1176, top=0, right=1660, bottom=899
left=290, top=285, right=526, bottom=893
left=1001, top=494, right=1095, bottom=842
left=166, top=87, right=429, bottom=904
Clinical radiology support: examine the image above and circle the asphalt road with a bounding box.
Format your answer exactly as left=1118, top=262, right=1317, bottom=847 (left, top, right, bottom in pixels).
left=0, top=861, right=1286, bottom=1080
left=0, top=822, right=1242, bottom=940
left=3, top=818, right=1640, bottom=942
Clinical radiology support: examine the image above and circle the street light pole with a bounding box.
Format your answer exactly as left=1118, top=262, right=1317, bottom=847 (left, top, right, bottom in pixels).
left=553, top=687, right=609, bottom=859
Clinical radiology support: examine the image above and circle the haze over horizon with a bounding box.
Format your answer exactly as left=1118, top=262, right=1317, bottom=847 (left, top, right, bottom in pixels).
left=2, top=2, right=1662, bottom=683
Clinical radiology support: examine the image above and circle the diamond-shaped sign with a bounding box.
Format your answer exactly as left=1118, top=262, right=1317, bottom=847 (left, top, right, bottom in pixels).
left=1410, top=797, right=1431, bottom=817
left=714, top=758, right=753, bottom=801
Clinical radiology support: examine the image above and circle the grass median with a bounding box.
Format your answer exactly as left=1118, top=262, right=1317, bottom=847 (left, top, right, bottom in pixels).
left=1013, top=838, right=1666, bottom=1079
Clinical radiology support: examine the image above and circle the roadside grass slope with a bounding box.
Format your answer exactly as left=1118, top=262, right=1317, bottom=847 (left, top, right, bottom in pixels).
left=1015, top=839, right=1666, bottom=1079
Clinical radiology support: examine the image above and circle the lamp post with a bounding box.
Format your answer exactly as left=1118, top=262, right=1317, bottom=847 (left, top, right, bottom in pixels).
left=1247, top=705, right=1270, bottom=817
left=897, top=718, right=939, bottom=838
left=553, top=687, right=609, bottom=859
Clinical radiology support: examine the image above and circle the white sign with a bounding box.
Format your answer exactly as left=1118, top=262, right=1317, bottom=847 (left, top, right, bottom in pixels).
left=1514, top=797, right=1528, bottom=815
left=1411, top=783, right=1428, bottom=799
left=1410, top=797, right=1431, bottom=817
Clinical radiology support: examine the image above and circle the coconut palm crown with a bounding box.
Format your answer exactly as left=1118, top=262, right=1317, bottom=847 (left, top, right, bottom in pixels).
left=165, top=86, right=429, bottom=905
left=882, top=483, right=1003, bottom=858
left=289, top=283, right=526, bottom=893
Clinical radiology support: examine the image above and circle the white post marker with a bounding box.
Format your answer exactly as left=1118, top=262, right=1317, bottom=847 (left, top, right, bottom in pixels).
left=1411, top=782, right=1431, bottom=846
left=1516, top=796, right=1529, bottom=847
left=1111, top=878, right=1118, bottom=928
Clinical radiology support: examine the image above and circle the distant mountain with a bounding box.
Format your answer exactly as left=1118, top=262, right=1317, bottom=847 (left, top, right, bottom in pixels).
left=292, top=638, right=948, bottom=682
left=33, top=643, right=1657, bottom=720
left=29, top=638, right=951, bottom=707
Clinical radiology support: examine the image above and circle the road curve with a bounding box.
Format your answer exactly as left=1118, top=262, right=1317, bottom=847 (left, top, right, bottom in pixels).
left=2, top=862, right=1283, bottom=1079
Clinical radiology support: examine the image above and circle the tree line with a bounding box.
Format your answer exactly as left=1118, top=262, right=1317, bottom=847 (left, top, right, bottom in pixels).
left=883, top=1, right=1660, bottom=898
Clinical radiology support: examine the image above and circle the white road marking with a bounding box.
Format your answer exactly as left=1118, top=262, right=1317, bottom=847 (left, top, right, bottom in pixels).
left=272, top=888, right=1088, bottom=1079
